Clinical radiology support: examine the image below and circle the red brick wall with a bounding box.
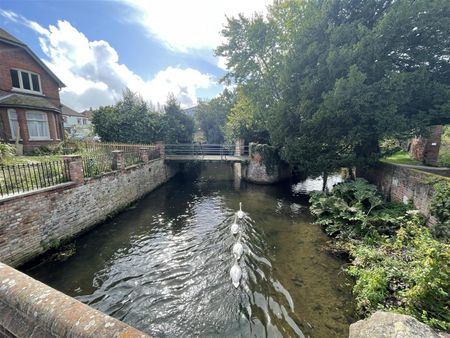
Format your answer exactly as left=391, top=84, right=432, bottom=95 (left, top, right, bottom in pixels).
left=409, top=125, right=443, bottom=166
left=0, top=41, right=61, bottom=106
left=358, top=163, right=437, bottom=225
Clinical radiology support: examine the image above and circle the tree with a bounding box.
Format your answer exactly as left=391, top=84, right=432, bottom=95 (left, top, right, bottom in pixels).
left=217, top=0, right=450, bottom=177
left=224, top=88, right=269, bottom=144
left=92, top=89, right=161, bottom=143
left=196, top=89, right=234, bottom=144
left=161, top=95, right=195, bottom=144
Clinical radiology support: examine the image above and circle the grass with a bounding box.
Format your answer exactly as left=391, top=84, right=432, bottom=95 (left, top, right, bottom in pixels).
left=1, top=155, right=64, bottom=165
left=382, top=150, right=421, bottom=166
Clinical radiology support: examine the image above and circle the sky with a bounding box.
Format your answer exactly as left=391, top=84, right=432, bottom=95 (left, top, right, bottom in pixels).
left=0, top=0, right=270, bottom=111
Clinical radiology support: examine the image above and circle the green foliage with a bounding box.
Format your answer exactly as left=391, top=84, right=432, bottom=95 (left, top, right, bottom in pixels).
left=438, top=125, right=450, bottom=167
left=196, top=89, right=234, bottom=144
left=224, top=89, right=269, bottom=143
left=92, top=89, right=163, bottom=144
left=217, top=0, right=450, bottom=177
left=311, top=179, right=450, bottom=330
left=31, top=143, right=65, bottom=156
left=161, top=95, right=195, bottom=144
left=382, top=150, right=421, bottom=166
left=346, top=219, right=450, bottom=330
left=0, top=143, right=15, bottom=162
left=249, top=143, right=280, bottom=176
left=310, top=179, right=406, bottom=239
left=430, top=181, right=450, bottom=240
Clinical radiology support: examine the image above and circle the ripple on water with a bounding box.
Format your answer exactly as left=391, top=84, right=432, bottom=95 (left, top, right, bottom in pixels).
left=25, top=168, right=354, bottom=338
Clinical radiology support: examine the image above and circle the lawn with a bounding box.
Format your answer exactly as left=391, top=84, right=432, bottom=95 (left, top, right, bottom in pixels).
left=1, top=154, right=64, bottom=166
left=382, top=150, right=421, bottom=165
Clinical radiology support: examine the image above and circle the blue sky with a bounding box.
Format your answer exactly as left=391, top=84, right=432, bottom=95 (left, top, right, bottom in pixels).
left=0, top=0, right=269, bottom=110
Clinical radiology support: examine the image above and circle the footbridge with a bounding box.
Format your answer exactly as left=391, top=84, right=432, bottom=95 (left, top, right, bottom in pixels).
left=163, top=144, right=249, bottom=162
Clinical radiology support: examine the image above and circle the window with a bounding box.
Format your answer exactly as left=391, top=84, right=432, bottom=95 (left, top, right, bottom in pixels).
left=63, top=116, right=68, bottom=123
left=77, top=118, right=81, bottom=124
left=26, top=111, right=49, bottom=139
left=8, top=109, right=18, bottom=139
left=83, top=119, right=87, bottom=125
left=10, top=69, right=41, bottom=93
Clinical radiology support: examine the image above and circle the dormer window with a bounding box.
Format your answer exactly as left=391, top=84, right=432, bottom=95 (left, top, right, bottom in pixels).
left=10, top=69, right=42, bottom=94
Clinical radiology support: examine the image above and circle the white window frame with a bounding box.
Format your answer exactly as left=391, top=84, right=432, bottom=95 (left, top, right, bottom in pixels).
left=26, top=111, right=50, bottom=140
left=10, top=68, right=43, bottom=95
left=7, top=109, right=19, bottom=140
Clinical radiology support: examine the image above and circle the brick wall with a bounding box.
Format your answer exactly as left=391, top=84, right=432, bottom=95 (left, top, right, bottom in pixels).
left=0, top=41, right=60, bottom=106
left=0, top=159, right=179, bottom=267
left=358, top=163, right=437, bottom=223
left=409, top=125, right=443, bottom=165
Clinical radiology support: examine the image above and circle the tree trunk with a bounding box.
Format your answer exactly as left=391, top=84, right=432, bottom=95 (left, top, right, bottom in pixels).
left=348, top=167, right=355, bottom=180
left=322, top=172, right=328, bottom=192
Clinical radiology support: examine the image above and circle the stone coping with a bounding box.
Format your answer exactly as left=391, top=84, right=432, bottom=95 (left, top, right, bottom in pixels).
left=0, top=262, right=150, bottom=338
left=0, top=182, right=75, bottom=204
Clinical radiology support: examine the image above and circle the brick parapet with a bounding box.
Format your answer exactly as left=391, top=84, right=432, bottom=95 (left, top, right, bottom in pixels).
left=0, top=262, right=150, bottom=338
left=64, top=155, right=84, bottom=185
left=112, top=150, right=125, bottom=171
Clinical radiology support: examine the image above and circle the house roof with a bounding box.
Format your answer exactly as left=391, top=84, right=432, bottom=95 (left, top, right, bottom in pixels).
left=61, top=104, right=84, bottom=117
left=0, top=93, right=60, bottom=112
left=0, top=28, right=65, bottom=88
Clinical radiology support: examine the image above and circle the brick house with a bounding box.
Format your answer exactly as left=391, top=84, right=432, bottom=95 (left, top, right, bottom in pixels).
left=0, top=27, right=65, bottom=153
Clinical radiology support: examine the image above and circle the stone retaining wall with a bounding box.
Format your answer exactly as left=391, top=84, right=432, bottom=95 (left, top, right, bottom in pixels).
left=0, top=262, right=150, bottom=338
left=0, top=158, right=178, bottom=267
left=242, top=152, right=291, bottom=184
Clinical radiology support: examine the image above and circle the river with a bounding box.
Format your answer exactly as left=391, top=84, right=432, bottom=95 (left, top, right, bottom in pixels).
left=24, top=163, right=355, bottom=338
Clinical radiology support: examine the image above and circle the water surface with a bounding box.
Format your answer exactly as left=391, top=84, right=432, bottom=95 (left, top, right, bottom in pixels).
left=25, top=163, right=354, bottom=337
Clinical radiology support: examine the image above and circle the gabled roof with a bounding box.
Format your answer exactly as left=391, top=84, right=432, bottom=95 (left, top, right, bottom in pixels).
left=0, top=93, right=60, bottom=112
left=61, top=104, right=84, bottom=117
left=0, top=27, right=65, bottom=88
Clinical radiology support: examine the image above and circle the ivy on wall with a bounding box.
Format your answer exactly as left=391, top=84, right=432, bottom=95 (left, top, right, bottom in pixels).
left=249, top=143, right=280, bottom=176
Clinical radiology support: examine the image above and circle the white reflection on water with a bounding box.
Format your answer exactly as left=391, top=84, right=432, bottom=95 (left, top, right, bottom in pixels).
left=292, top=174, right=345, bottom=194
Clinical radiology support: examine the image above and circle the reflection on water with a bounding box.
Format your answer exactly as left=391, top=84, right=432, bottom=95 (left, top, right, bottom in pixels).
left=24, top=163, right=354, bottom=338
left=292, top=174, right=344, bottom=194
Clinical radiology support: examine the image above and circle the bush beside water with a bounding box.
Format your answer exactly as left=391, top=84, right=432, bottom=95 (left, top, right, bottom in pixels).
left=310, top=179, right=450, bottom=331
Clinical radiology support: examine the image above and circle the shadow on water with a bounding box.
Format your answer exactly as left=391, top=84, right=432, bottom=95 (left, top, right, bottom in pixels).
left=24, top=163, right=355, bottom=338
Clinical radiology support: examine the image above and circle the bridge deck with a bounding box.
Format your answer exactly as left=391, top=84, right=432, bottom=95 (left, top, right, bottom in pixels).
left=165, top=155, right=247, bottom=162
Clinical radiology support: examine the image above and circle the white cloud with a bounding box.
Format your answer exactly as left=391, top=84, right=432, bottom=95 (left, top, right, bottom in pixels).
left=0, top=10, right=213, bottom=110
left=121, top=0, right=270, bottom=52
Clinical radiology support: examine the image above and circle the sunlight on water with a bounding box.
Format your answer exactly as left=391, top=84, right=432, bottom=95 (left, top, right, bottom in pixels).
left=24, top=163, right=354, bottom=337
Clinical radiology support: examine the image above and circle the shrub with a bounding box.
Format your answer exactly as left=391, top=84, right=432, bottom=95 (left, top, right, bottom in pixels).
left=0, top=143, right=15, bottom=162
left=430, top=181, right=450, bottom=241
left=347, top=217, right=450, bottom=330
left=310, top=178, right=407, bottom=239
left=311, top=179, right=450, bottom=330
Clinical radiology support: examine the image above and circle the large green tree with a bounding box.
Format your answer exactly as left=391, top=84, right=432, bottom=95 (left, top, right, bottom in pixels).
left=161, top=95, right=195, bottom=144
left=196, top=89, right=234, bottom=144
left=92, top=89, right=161, bottom=143
left=217, top=0, right=450, bottom=176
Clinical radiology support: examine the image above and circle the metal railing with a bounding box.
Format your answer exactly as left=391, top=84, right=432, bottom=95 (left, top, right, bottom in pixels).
left=123, top=151, right=143, bottom=167
left=165, top=144, right=249, bottom=157
left=0, top=160, right=71, bottom=197
left=82, top=153, right=114, bottom=178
